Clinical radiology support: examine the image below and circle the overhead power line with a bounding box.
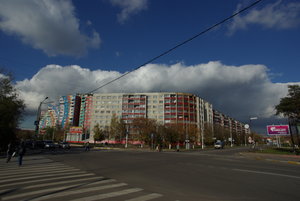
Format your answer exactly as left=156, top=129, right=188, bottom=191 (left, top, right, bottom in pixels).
left=88, top=0, right=264, bottom=94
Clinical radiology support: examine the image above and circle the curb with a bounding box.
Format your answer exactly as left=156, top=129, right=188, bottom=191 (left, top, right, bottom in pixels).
left=265, top=159, right=300, bottom=165
left=240, top=152, right=300, bottom=165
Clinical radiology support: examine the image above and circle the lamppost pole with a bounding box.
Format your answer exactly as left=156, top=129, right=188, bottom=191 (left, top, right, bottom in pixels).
left=249, top=117, right=258, bottom=146
left=201, top=124, right=204, bottom=149
left=125, top=125, right=129, bottom=148
left=35, top=97, right=48, bottom=138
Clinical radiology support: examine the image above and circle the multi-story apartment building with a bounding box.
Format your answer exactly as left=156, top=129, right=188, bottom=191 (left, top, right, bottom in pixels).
left=79, top=94, right=93, bottom=131
left=39, top=92, right=249, bottom=143
left=90, top=92, right=211, bottom=143
left=213, top=109, right=248, bottom=139
left=39, top=105, right=58, bottom=129
left=58, top=95, right=81, bottom=128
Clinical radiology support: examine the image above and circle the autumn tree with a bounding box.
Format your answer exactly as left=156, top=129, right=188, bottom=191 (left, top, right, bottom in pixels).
left=159, top=124, right=178, bottom=146
left=213, top=124, right=226, bottom=141
left=0, top=71, right=25, bottom=151
left=109, top=114, right=127, bottom=142
left=93, top=123, right=105, bottom=144
left=44, top=127, right=55, bottom=140
left=204, top=123, right=214, bottom=145
left=131, top=117, right=157, bottom=145
left=109, top=114, right=118, bottom=141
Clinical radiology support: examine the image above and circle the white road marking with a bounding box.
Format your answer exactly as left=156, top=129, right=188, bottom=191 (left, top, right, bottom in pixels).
left=71, top=188, right=143, bottom=201
left=23, top=176, right=105, bottom=190
left=30, top=183, right=128, bottom=201
left=233, top=168, right=300, bottom=179
left=2, top=179, right=117, bottom=201
left=1, top=156, right=163, bottom=201
left=2, top=183, right=80, bottom=201
left=0, top=163, right=67, bottom=172
left=0, top=173, right=95, bottom=188
left=125, top=193, right=163, bottom=201
left=0, top=167, right=81, bottom=179
left=0, top=170, right=89, bottom=184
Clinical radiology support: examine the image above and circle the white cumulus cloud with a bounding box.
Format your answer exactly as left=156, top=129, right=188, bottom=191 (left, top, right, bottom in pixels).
left=109, top=0, right=148, bottom=23
left=15, top=61, right=299, bottom=127
left=0, top=0, right=101, bottom=57
left=228, top=0, right=300, bottom=34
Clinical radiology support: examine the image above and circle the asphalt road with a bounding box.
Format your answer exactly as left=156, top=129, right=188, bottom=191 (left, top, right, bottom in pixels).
left=43, top=147, right=300, bottom=201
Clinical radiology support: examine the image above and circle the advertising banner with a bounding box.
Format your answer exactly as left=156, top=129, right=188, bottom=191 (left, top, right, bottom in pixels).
left=267, top=125, right=290, bottom=135
left=69, top=127, right=83, bottom=134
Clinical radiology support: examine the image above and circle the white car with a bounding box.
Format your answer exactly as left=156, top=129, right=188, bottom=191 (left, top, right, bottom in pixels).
left=214, top=141, right=224, bottom=149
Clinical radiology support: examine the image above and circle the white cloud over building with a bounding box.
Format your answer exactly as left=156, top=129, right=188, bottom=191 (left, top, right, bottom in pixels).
left=14, top=62, right=296, bottom=125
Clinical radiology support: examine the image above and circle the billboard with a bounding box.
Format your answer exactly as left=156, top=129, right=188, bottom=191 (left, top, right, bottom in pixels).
left=69, top=127, right=83, bottom=134
left=267, top=125, right=290, bottom=135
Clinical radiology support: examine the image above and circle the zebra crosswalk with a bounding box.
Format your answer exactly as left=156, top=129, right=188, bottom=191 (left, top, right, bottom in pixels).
left=0, top=156, right=163, bottom=201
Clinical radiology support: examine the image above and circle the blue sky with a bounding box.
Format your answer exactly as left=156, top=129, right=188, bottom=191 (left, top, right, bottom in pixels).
left=0, top=0, right=300, bottom=133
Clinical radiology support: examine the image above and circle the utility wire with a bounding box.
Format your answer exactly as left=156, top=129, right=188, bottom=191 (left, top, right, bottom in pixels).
left=88, top=0, right=264, bottom=94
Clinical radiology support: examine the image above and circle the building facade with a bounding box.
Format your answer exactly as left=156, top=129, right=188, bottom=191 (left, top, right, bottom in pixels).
left=90, top=92, right=212, bottom=143
left=58, top=95, right=81, bottom=128
left=39, top=92, right=249, bottom=143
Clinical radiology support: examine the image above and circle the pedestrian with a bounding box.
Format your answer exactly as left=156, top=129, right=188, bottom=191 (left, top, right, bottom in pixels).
left=158, top=144, right=162, bottom=152
left=17, top=140, right=26, bottom=166
left=6, top=142, right=15, bottom=163
left=85, top=142, right=90, bottom=151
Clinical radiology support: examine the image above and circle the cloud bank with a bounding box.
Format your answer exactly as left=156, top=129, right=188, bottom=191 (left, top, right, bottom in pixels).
left=0, top=0, right=100, bottom=57
left=15, top=62, right=297, bottom=127
left=228, top=0, right=300, bottom=34
left=109, top=0, right=148, bottom=23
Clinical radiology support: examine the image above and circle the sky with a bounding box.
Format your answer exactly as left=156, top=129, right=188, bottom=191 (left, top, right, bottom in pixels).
left=0, top=0, right=299, bottom=134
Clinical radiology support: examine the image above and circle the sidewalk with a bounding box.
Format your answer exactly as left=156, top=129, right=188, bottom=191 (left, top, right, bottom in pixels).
left=239, top=152, right=300, bottom=165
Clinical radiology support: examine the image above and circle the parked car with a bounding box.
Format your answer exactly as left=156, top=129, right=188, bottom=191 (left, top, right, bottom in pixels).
left=214, top=141, right=225, bottom=149
left=43, top=140, right=55, bottom=149
left=58, top=141, right=70, bottom=149
left=25, top=140, right=34, bottom=149
left=34, top=140, right=45, bottom=149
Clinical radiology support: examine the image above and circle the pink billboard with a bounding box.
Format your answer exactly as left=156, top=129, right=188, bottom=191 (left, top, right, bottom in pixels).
left=267, top=125, right=290, bottom=135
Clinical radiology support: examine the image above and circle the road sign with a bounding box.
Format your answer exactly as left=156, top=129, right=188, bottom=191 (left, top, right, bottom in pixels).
left=267, top=125, right=290, bottom=135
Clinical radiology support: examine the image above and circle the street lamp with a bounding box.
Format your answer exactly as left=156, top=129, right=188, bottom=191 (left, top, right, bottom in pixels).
left=249, top=117, right=258, bottom=146
left=35, top=97, right=48, bottom=138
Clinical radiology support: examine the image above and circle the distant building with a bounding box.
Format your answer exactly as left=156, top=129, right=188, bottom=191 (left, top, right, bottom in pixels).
left=90, top=92, right=213, bottom=143
left=79, top=94, right=93, bottom=131
left=39, top=104, right=58, bottom=129
left=58, top=95, right=81, bottom=128
left=39, top=92, right=249, bottom=143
